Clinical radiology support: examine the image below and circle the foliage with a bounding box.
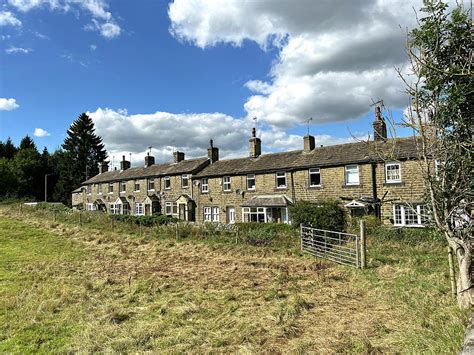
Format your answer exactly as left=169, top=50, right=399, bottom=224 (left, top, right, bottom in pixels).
left=0, top=158, right=18, bottom=198
left=111, top=213, right=178, bottom=226
left=400, top=0, right=473, bottom=307
left=289, top=200, right=346, bottom=231
left=53, top=113, right=107, bottom=205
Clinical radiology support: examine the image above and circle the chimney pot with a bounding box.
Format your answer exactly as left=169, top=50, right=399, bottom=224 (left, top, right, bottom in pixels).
left=145, top=153, right=155, bottom=167
left=98, top=161, right=109, bottom=174
left=208, top=139, right=219, bottom=163
left=120, top=156, right=131, bottom=170
left=373, top=105, right=387, bottom=141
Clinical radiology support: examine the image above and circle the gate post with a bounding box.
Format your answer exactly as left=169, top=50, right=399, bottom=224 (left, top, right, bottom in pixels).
left=360, top=220, right=366, bottom=269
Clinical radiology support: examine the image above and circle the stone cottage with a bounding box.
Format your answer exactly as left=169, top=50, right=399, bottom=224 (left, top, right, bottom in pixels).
left=73, top=108, right=427, bottom=227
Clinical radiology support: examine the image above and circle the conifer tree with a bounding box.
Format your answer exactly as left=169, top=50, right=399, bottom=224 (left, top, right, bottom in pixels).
left=3, top=137, right=17, bottom=160
left=53, top=113, right=107, bottom=204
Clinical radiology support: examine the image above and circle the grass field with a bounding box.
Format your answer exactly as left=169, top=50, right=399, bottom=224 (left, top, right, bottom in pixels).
left=0, top=208, right=468, bottom=353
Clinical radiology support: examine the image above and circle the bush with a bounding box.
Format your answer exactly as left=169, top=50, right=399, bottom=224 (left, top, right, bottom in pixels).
left=111, top=214, right=178, bottom=226
left=289, top=200, right=346, bottom=232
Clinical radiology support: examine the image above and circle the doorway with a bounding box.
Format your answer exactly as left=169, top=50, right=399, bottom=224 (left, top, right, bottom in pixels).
left=227, top=207, right=236, bottom=224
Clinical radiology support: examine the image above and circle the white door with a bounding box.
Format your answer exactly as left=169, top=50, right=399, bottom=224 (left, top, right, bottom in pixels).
left=227, top=207, right=236, bottom=224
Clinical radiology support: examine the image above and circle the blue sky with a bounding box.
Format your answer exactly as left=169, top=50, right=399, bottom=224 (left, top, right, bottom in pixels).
left=0, top=0, right=419, bottom=164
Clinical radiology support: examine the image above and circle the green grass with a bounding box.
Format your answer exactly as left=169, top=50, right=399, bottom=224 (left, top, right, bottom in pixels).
left=0, top=209, right=468, bottom=353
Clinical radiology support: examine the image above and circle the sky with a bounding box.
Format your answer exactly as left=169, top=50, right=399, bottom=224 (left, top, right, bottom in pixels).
left=0, top=0, right=450, bottom=167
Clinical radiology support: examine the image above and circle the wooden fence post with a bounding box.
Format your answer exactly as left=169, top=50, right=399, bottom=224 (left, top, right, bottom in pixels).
left=447, top=246, right=456, bottom=298
left=360, top=220, right=366, bottom=269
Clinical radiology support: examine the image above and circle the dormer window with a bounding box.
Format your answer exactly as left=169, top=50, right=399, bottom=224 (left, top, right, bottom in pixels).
left=164, top=176, right=171, bottom=190
left=385, top=163, right=401, bottom=183
left=276, top=172, right=287, bottom=189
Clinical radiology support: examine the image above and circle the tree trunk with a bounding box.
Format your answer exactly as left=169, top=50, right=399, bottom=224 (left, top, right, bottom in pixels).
left=455, top=242, right=473, bottom=309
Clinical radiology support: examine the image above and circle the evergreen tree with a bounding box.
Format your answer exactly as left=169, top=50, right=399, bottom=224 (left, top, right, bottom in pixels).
left=0, top=141, right=5, bottom=159
left=0, top=158, right=18, bottom=197
left=19, top=135, right=37, bottom=151
left=3, top=138, right=17, bottom=160
left=54, top=113, right=107, bottom=205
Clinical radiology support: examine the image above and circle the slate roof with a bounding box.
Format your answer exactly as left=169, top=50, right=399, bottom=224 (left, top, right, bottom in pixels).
left=82, top=157, right=209, bottom=184
left=196, top=138, right=420, bottom=178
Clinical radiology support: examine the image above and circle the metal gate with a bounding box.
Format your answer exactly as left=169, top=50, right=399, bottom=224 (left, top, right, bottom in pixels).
left=300, top=225, right=360, bottom=268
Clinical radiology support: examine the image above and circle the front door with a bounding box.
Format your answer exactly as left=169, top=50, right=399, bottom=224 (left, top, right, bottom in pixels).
left=227, top=207, right=236, bottom=224
left=179, top=204, right=186, bottom=220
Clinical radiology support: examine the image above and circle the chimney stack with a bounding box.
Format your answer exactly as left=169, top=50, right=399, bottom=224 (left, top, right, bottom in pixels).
left=373, top=106, right=387, bottom=141
left=120, top=155, right=131, bottom=170
left=145, top=152, right=155, bottom=167
left=249, top=127, right=261, bottom=158
left=173, top=151, right=185, bottom=163
left=207, top=139, right=219, bottom=163
left=98, top=161, right=109, bottom=174
left=303, top=134, right=315, bottom=152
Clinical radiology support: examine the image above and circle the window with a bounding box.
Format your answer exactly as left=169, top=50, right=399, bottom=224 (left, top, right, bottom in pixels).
left=147, top=178, right=155, bottom=191
left=97, top=183, right=102, bottom=194
left=276, top=172, right=287, bottom=189
left=134, top=179, right=140, bottom=192
left=393, top=204, right=425, bottom=227
left=86, top=185, right=92, bottom=194
left=204, top=207, right=212, bottom=221
left=204, top=207, right=219, bottom=222
left=86, top=203, right=96, bottom=211
left=135, top=203, right=144, bottom=216
left=181, top=174, right=189, bottom=188
left=108, top=182, right=114, bottom=193
left=122, top=203, right=130, bottom=215
left=165, top=202, right=178, bottom=216
left=109, top=203, right=119, bottom=214
left=385, top=163, right=401, bottom=183
left=223, top=176, right=231, bottom=191
left=247, top=174, right=256, bottom=190
left=242, top=207, right=266, bottom=223
left=345, top=165, right=360, bottom=185
left=201, top=178, right=208, bottom=193
left=309, top=168, right=321, bottom=187
left=120, top=181, right=126, bottom=193
left=164, top=176, right=171, bottom=190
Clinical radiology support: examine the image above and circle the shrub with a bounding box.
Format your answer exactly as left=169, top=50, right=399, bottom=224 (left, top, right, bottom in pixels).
left=289, top=200, right=346, bottom=232
left=111, top=214, right=178, bottom=226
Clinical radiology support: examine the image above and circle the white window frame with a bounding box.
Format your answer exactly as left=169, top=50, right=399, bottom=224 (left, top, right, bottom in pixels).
left=212, top=207, right=220, bottom=222
left=108, top=182, right=114, bottom=194
left=223, top=176, right=231, bottom=191
left=120, top=181, right=126, bottom=193
left=135, top=202, right=144, bottom=216
left=164, top=176, right=171, bottom=190
left=134, top=179, right=140, bottom=192
left=247, top=174, right=256, bottom=190
left=345, top=165, right=360, bottom=186
left=109, top=203, right=119, bottom=214
left=276, top=171, right=287, bottom=189
left=87, top=203, right=96, bottom=211
left=147, top=178, right=155, bottom=191
left=393, top=204, right=425, bottom=227
left=242, top=207, right=267, bottom=223
left=181, top=174, right=189, bottom=188
left=204, top=207, right=212, bottom=221
left=385, top=162, right=402, bottom=183
left=165, top=202, right=177, bottom=216
left=201, top=178, right=208, bottom=193
left=309, top=168, right=321, bottom=187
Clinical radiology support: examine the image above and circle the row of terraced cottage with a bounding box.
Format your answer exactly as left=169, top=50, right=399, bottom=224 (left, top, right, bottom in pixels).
left=72, top=108, right=427, bottom=227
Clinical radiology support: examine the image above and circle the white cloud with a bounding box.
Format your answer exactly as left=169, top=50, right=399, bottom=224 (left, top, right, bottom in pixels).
left=168, top=0, right=429, bottom=127
left=0, top=11, right=22, bottom=27
left=88, top=107, right=365, bottom=167
left=5, top=46, right=32, bottom=54
left=8, top=0, right=121, bottom=38
left=0, top=98, right=20, bottom=111
left=89, top=44, right=97, bottom=51
left=33, top=128, right=50, bottom=137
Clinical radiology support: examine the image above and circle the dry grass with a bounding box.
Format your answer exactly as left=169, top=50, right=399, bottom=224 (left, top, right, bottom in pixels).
left=0, top=206, right=467, bottom=353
